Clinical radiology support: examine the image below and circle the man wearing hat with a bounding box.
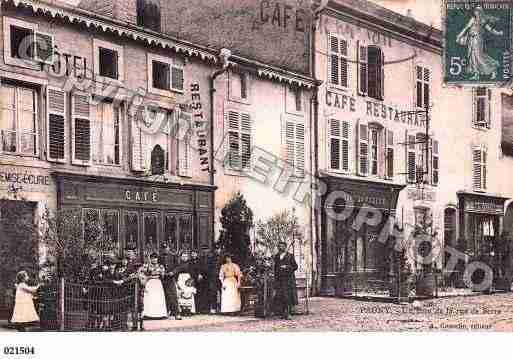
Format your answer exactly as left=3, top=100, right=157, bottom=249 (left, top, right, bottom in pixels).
left=273, top=241, right=298, bottom=320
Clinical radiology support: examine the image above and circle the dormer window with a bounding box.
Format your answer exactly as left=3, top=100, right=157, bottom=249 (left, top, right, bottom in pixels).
left=137, top=0, right=161, bottom=32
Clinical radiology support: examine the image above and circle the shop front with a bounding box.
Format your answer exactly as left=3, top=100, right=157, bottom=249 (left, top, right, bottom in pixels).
left=54, top=173, right=215, bottom=262
left=320, top=176, right=405, bottom=296
left=456, top=192, right=509, bottom=287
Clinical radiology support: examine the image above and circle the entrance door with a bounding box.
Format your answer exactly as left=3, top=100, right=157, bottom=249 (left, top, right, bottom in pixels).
left=0, top=200, right=37, bottom=319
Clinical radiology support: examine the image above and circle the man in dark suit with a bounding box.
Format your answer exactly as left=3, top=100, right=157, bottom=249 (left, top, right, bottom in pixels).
left=159, top=243, right=181, bottom=320
left=274, top=241, right=298, bottom=320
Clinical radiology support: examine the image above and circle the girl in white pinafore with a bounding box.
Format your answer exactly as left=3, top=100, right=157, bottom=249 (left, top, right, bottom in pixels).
left=11, top=271, right=40, bottom=331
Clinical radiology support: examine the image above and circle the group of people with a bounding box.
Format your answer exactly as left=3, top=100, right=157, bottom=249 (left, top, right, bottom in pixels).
left=10, top=241, right=300, bottom=331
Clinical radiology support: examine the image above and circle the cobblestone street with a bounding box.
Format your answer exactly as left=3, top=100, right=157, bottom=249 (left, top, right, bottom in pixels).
left=144, top=294, right=513, bottom=332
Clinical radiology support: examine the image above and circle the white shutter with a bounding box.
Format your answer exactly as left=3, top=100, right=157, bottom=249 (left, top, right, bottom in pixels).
left=285, top=120, right=295, bottom=167
left=329, top=118, right=340, bottom=171
left=357, top=122, right=368, bottom=176
left=178, top=111, right=192, bottom=177
left=473, top=148, right=483, bottom=190
left=46, top=87, right=66, bottom=162
left=432, top=139, right=439, bottom=186
left=171, top=64, right=184, bottom=92
left=358, top=41, right=368, bottom=96
left=71, top=92, right=91, bottom=165
left=226, top=110, right=241, bottom=170
left=240, top=112, right=252, bottom=170
left=295, top=122, right=305, bottom=177
left=487, top=88, right=492, bottom=128
left=329, top=34, right=339, bottom=86
left=406, top=131, right=416, bottom=183
left=341, top=121, right=350, bottom=172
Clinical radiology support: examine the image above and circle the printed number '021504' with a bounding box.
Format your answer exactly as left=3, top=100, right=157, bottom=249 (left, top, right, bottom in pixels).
left=3, top=347, right=35, bottom=355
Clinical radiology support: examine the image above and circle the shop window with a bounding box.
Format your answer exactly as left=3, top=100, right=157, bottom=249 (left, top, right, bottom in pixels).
left=225, top=110, right=252, bottom=172
left=93, top=101, right=120, bottom=166
left=103, top=210, right=119, bottom=250
left=83, top=209, right=100, bottom=243
left=416, top=65, right=431, bottom=110
left=136, top=0, right=161, bottom=32
left=148, top=54, right=184, bottom=96
left=358, top=43, right=384, bottom=100
left=164, top=215, right=179, bottom=254
left=0, top=83, right=38, bottom=156
left=473, top=146, right=487, bottom=191
left=144, top=213, right=159, bottom=255
left=94, top=40, right=124, bottom=82
left=473, top=87, right=491, bottom=129
left=329, top=34, right=348, bottom=88
left=179, top=215, right=194, bottom=252
left=329, top=118, right=350, bottom=172
left=124, top=212, right=139, bottom=251
left=283, top=117, right=305, bottom=177
left=3, top=17, right=54, bottom=69
left=468, top=215, right=496, bottom=257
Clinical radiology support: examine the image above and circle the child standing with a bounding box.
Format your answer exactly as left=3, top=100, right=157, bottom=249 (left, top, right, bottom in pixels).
left=11, top=271, right=40, bottom=331
left=177, top=274, right=196, bottom=316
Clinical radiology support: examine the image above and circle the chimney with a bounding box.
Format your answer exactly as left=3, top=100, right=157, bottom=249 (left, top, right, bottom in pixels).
left=406, top=9, right=413, bottom=19
left=78, top=0, right=138, bottom=25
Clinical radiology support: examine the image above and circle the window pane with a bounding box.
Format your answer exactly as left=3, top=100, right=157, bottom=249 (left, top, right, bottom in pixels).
left=11, top=25, right=33, bottom=60
left=125, top=212, right=139, bottom=251
left=99, top=47, right=119, bottom=79
left=171, top=66, right=184, bottom=91
left=101, top=103, right=116, bottom=164
left=164, top=215, right=178, bottom=253
left=144, top=214, right=159, bottom=255
left=19, top=133, right=36, bottom=155
left=19, top=110, right=36, bottom=133
left=153, top=61, right=170, bottom=90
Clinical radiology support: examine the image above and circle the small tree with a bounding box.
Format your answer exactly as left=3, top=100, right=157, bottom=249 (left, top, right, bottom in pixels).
left=40, top=208, right=111, bottom=281
left=219, top=192, right=254, bottom=267
left=253, top=209, right=304, bottom=278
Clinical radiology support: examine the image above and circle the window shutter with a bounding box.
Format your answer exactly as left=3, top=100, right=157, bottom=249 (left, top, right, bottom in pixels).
left=226, top=111, right=241, bottom=170
left=72, top=92, right=91, bottom=165
left=357, top=42, right=368, bottom=96
left=416, top=66, right=423, bottom=109
left=34, top=32, right=55, bottom=65
left=367, top=47, right=379, bottom=99
left=341, top=121, right=350, bottom=172
left=432, top=139, right=439, bottom=186
left=482, top=150, right=487, bottom=190
left=473, top=148, right=482, bottom=190
left=329, top=35, right=339, bottom=86
left=171, top=65, right=184, bottom=92
left=285, top=120, right=295, bottom=167
left=474, top=87, right=489, bottom=127
left=357, top=122, right=368, bottom=176
left=487, top=88, right=492, bottom=128
left=340, top=39, right=348, bottom=88
left=295, top=122, right=305, bottom=177
left=47, top=87, right=66, bottom=162
left=240, top=113, right=252, bottom=170
left=386, top=129, right=394, bottom=179
left=423, top=68, right=430, bottom=109
left=329, top=118, right=340, bottom=170
left=407, top=132, right=416, bottom=183
left=178, top=111, right=192, bottom=177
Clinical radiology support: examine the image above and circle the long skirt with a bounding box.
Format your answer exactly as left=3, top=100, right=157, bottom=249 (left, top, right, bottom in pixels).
left=142, top=279, right=167, bottom=319
left=11, top=299, right=39, bottom=324
left=220, top=277, right=241, bottom=313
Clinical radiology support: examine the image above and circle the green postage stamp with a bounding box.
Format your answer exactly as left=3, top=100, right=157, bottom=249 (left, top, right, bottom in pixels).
left=444, top=1, right=512, bottom=86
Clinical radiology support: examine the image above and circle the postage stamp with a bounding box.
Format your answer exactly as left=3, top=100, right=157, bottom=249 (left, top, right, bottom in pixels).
left=444, top=0, right=513, bottom=86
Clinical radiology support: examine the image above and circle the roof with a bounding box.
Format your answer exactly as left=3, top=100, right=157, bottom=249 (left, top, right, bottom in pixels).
left=325, top=0, right=443, bottom=48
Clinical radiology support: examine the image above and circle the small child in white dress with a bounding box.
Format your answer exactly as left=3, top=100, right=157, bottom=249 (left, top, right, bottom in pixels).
left=11, top=271, right=40, bottom=331
left=177, top=274, right=196, bottom=316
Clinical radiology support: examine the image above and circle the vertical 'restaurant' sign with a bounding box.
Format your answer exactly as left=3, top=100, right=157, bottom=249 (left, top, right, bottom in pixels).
left=190, top=83, right=209, bottom=172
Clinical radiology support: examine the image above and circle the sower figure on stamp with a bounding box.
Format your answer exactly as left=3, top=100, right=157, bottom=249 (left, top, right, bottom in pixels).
left=274, top=242, right=298, bottom=320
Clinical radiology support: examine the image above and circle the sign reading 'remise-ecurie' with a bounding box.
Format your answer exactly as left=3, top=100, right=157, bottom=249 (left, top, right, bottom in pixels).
left=444, top=1, right=512, bottom=86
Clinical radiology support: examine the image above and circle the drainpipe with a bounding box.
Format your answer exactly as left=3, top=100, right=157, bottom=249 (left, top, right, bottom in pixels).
left=209, top=48, right=231, bottom=243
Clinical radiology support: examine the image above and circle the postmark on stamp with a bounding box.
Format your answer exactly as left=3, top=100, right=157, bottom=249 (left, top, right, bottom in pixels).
left=444, top=0, right=512, bottom=86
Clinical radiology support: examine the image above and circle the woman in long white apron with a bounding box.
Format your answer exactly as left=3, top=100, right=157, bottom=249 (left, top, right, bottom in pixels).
left=139, top=253, right=167, bottom=319
left=219, top=255, right=242, bottom=313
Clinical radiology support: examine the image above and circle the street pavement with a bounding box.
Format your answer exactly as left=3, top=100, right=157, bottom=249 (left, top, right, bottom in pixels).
left=146, top=294, right=513, bottom=332
left=2, top=294, right=513, bottom=332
